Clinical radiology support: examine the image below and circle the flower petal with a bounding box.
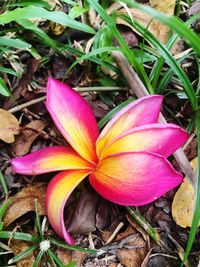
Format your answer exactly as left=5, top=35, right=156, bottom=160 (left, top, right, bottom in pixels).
left=46, top=170, right=90, bottom=244
left=96, top=95, right=163, bottom=157
left=89, top=152, right=182, bottom=206
left=11, top=146, right=94, bottom=175
left=99, top=124, right=189, bottom=160
left=46, top=78, right=99, bottom=163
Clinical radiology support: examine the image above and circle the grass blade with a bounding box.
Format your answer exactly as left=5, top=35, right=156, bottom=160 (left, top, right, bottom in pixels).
left=126, top=206, right=162, bottom=245
left=49, top=237, right=98, bottom=254
left=0, top=171, right=9, bottom=197
left=87, top=0, right=154, bottom=94
left=98, top=97, right=135, bottom=129
left=8, top=244, right=38, bottom=264
left=0, top=6, right=95, bottom=34
left=120, top=14, right=198, bottom=110
left=0, top=231, right=41, bottom=243
left=181, top=116, right=200, bottom=266
left=119, top=0, right=200, bottom=55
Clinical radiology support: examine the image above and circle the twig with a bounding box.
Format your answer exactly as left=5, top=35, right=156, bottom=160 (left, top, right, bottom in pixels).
left=105, top=222, right=124, bottom=245
left=111, top=51, right=196, bottom=188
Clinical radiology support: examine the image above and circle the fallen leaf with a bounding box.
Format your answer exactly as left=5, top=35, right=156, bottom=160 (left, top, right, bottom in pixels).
left=10, top=239, right=40, bottom=267
left=116, top=225, right=148, bottom=267
left=12, top=120, right=47, bottom=156
left=57, top=247, right=85, bottom=267
left=66, top=187, right=99, bottom=234
left=172, top=157, right=198, bottom=228
left=0, top=109, right=19, bottom=143
left=3, top=185, right=47, bottom=227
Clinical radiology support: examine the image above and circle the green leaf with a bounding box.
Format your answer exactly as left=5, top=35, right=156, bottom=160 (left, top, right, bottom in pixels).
left=0, top=199, right=11, bottom=230
left=120, top=14, right=198, bottom=110
left=98, top=97, right=135, bottom=129
left=87, top=0, right=154, bottom=94
left=119, top=0, right=200, bottom=55
left=0, top=6, right=95, bottom=34
left=0, top=36, right=31, bottom=49
left=0, top=231, right=41, bottom=243
left=69, top=6, right=88, bottom=19
left=63, top=0, right=79, bottom=6
left=8, top=0, right=51, bottom=9
left=8, top=244, right=38, bottom=264
left=0, top=171, right=9, bottom=198
left=64, top=46, right=122, bottom=78
left=0, top=77, right=12, bottom=97
left=0, top=67, right=21, bottom=78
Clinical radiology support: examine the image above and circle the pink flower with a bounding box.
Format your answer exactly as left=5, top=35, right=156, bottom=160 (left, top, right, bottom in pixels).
left=11, top=78, right=188, bottom=244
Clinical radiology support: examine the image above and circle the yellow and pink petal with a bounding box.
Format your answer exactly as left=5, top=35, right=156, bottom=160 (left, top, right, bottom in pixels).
left=11, top=146, right=94, bottom=175
left=46, top=78, right=99, bottom=164
left=46, top=169, right=91, bottom=244
left=96, top=95, right=163, bottom=157
left=99, top=124, right=189, bottom=160
left=89, top=152, right=182, bottom=206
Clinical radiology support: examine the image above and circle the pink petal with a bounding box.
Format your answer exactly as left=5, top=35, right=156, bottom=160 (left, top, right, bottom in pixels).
left=90, top=152, right=182, bottom=206
left=11, top=146, right=94, bottom=175
left=99, top=124, right=189, bottom=160
left=96, top=95, right=163, bottom=157
left=46, top=78, right=99, bottom=163
left=46, top=170, right=91, bottom=244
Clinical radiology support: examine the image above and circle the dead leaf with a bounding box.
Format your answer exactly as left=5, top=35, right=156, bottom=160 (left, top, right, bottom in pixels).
left=116, top=225, right=148, bottom=267
left=66, top=187, right=99, bottom=234
left=10, top=239, right=40, bottom=267
left=57, top=247, right=85, bottom=267
left=12, top=120, right=47, bottom=156
left=0, top=109, right=19, bottom=143
left=3, top=185, right=47, bottom=227
left=172, top=157, right=199, bottom=228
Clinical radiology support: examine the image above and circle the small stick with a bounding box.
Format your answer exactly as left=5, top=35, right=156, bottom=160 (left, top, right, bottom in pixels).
left=111, top=51, right=196, bottom=188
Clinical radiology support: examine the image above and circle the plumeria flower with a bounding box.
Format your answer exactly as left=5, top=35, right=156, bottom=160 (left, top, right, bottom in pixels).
left=12, top=78, right=188, bottom=245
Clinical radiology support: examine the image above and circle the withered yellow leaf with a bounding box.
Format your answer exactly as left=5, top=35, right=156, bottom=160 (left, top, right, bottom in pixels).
left=172, top=157, right=198, bottom=228
left=0, top=109, right=19, bottom=143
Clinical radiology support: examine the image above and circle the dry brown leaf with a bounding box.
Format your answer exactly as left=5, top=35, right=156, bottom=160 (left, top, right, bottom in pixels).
left=0, top=109, right=19, bottom=143
left=172, top=157, right=198, bottom=228
left=57, top=247, right=86, bottom=267
left=116, top=225, right=148, bottom=267
left=12, top=120, right=47, bottom=156
left=10, top=239, right=40, bottom=267
left=3, top=185, right=47, bottom=227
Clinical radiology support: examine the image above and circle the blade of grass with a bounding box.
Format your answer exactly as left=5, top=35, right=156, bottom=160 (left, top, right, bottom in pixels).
left=8, top=244, right=38, bottom=264
left=64, top=46, right=122, bottom=78
left=0, top=198, right=11, bottom=231
left=49, top=237, right=98, bottom=254
left=0, top=67, right=21, bottom=78
left=0, top=6, right=95, bottom=34
left=87, top=0, right=154, bottom=94
left=181, top=115, right=200, bottom=266
left=120, top=14, right=198, bottom=110
left=151, top=14, right=200, bottom=91
left=98, top=97, right=135, bottom=129
left=48, top=249, right=77, bottom=267
left=18, top=19, right=121, bottom=75
left=33, top=249, right=45, bottom=267
left=0, top=171, right=8, bottom=197
left=0, top=231, right=41, bottom=243
left=35, top=200, right=43, bottom=240
left=119, top=0, right=200, bottom=55
left=158, top=51, right=195, bottom=94
left=126, top=206, right=162, bottom=245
